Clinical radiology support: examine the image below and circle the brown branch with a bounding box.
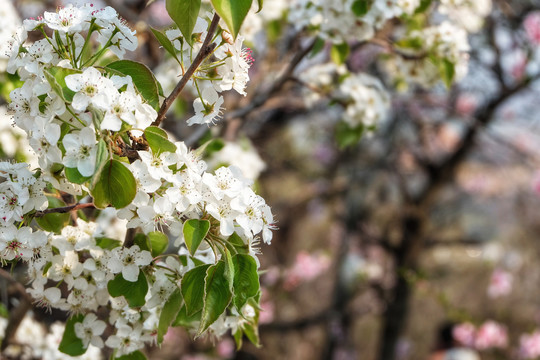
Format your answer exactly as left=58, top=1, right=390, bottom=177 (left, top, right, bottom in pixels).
left=34, top=202, right=95, bottom=217
left=151, top=13, right=221, bottom=127
left=0, top=268, right=33, bottom=352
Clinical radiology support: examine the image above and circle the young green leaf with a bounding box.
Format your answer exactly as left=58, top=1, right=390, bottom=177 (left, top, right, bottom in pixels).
left=144, top=126, right=177, bottom=155
left=44, top=67, right=79, bottom=102
left=148, top=231, right=169, bottom=257
left=107, top=272, right=149, bottom=308
left=105, top=60, right=161, bottom=111
left=115, top=351, right=147, bottom=360
left=35, top=196, right=71, bottom=234
left=95, top=237, right=123, bottom=250
left=91, top=159, right=137, bottom=209
left=134, top=233, right=151, bottom=252
left=157, top=288, right=183, bottom=344
left=183, top=219, right=210, bottom=256
left=330, top=42, right=350, bottom=65
left=166, top=0, right=201, bottom=45
left=173, top=304, right=201, bottom=327
left=440, top=58, right=455, bottom=88
left=232, top=254, right=260, bottom=311
left=58, top=314, right=86, bottom=356
left=181, top=264, right=211, bottom=316
left=150, top=27, right=182, bottom=64
left=335, top=121, right=366, bottom=149
left=255, top=0, right=263, bottom=12
left=351, top=0, right=373, bottom=17
left=64, top=167, right=92, bottom=184
left=198, top=261, right=232, bottom=335
left=211, top=0, right=253, bottom=39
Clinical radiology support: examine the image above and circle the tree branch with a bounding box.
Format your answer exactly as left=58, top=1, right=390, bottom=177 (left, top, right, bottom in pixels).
left=0, top=268, right=33, bottom=352
left=34, top=202, right=95, bottom=217
left=151, top=13, right=221, bottom=127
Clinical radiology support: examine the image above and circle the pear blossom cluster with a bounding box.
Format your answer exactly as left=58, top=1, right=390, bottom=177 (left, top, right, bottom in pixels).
left=120, top=142, right=275, bottom=247
left=288, top=0, right=420, bottom=44
left=0, top=3, right=276, bottom=357
left=299, top=63, right=390, bottom=130
left=164, top=16, right=253, bottom=125
left=0, top=0, right=21, bottom=72
left=6, top=3, right=149, bottom=179
left=0, top=313, right=102, bottom=360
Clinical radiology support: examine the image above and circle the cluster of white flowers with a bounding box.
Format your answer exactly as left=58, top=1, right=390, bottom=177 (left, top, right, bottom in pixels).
left=1, top=4, right=276, bottom=356
left=439, top=0, right=492, bottom=32
left=120, top=142, right=275, bottom=245
left=206, top=139, right=267, bottom=181
left=6, top=4, right=148, bottom=180
left=288, top=0, right=420, bottom=44
left=164, top=16, right=253, bottom=125
left=0, top=314, right=102, bottom=360
left=299, top=63, right=390, bottom=130
left=0, top=0, right=21, bottom=72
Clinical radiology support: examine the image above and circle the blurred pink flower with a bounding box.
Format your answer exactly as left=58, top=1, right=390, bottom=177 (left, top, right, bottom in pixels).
left=524, top=12, right=540, bottom=45
left=283, top=251, right=331, bottom=290
left=217, top=338, right=235, bottom=359
left=487, top=269, right=513, bottom=298
left=456, top=94, right=478, bottom=116
left=454, top=322, right=476, bottom=347
left=474, top=321, right=508, bottom=350
left=258, top=300, right=275, bottom=324
left=519, top=330, right=540, bottom=359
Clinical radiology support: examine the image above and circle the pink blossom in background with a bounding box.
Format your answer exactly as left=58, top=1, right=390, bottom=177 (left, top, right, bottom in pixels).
left=258, top=300, right=275, bottom=324
left=217, top=338, right=235, bottom=359
left=454, top=322, right=476, bottom=347
left=519, top=330, right=540, bottom=359
left=474, top=321, right=508, bottom=350
left=283, top=251, right=331, bottom=290
left=531, top=170, right=540, bottom=195
left=487, top=268, right=513, bottom=298
left=524, top=12, right=540, bottom=45
left=456, top=94, right=478, bottom=116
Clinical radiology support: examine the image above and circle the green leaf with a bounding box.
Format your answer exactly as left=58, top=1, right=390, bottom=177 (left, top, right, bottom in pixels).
left=35, top=196, right=70, bottom=234
left=415, top=0, right=432, bottom=14
left=144, top=126, right=177, bottom=155
left=232, top=254, right=259, bottom=311
left=148, top=231, right=169, bottom=257
left=95, top=237, right=122, bottom=250
left=440, top=58, right=455, bottom=88
left=173, top=304, right=201, bottom=327
left=166, top=0, right=201, bottom=45
left=157, top=288, right=183, bottom=344
left=105, top=60, right=161, bottom=111
left=181, top=264, right=210, bottom=316
left=351, top=0, right=372, bottom=16
left=134, top=233, right=151, bottom=252
left=115, top=351, right=147, bottom=360
left=309, top=37, right=326, bottom=58
left=107, top=272, right=149, bottom=308
left=335, top=121, right=366, bottom=149
left=58, top=314, right=86, bottom=356
left=183, top=219, right=210, bottom=256
left=64, top=167, right=92, bottom=184
left=228, top=232, right=249, bottom=254
left=150, top=27, right=182, bottom=64
left=233, top=329, right=243, bottom=350
left=243, top=322, right=261, bottom=347
left=255, top=0, right=263, bottom=13
left=91, top=159, right=136, bottom=209
left=223, top=247, right=235, bottom=292
left=44, top=67, right=79, bottom=102
left=198, top=261, right=232, bottom=335
left=330, top=42, right=350, bottom=65
left=211, top=0, right=253, bottom=39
